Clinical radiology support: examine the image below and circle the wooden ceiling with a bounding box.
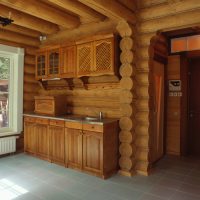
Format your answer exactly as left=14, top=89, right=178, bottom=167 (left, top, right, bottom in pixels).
left=0, top=0, right=135, bottom=46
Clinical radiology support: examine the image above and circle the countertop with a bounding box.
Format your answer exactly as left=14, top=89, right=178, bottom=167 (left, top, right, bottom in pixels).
left=23, top=113, right=118, bottom=125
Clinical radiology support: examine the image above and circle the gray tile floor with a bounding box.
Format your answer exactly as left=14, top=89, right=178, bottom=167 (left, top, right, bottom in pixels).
left=0, top=153, right=200, bottom=200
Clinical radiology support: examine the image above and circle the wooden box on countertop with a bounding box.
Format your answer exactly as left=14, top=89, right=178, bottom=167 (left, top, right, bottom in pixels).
left=34, top=95, right=67, bottom=116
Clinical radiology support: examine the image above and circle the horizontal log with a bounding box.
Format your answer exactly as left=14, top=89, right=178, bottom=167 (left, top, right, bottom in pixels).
left=23, top=101, right=34, bottom=112
left=137, top=0, right=167, bottom=9
left=135, top=111, right=149, bottom=123
left=24, top=55, right=35, bottom=65
left=0, top=39, right=35, bottom=49
left=23, top=93, right=37, bottom=101
left=119, top=131, right=133, bottom=143
left=2, top=24, right=40, bottom=38
left=136, top=135, right=149, bottom=148
left=139, top=9, right=200, bottom=33
left=120, top=37, right=133, bottom=51
left=0, top=30, right=40, bottom=47
left=0, top=0, right=80, bottom=29
left=120, top=91, right=133, bottom=104
left=24, top=65, right=35, bottom=75
left=135, top=124, right=149, bottom=136
left=24, top=74, right=37, bottom=84
left=117, top=20, right=133, bottom=37
left=25, top=48, right=37, bottom=56
left=24, top=83, right=39, bottom=93
left=42, top=20, right=117, bottom=45
left=120, top=77, right=133, bottom=90
left=120, top=63, right=134, bottom=77
left=134, top=99, right=149, bottom=112
left=119, top=156, right=133, bottom=171
left=137, top=33, right=155, bottom=47
left=119, top=143, right=133, bottom=157
left=135, top=73, right=149, bottom=85
left=135, top=149, right=149, bottom=161
left=120, top=50, right=133, bottom=64
left=136, top=86, right=149, bottom=98
left=87, top=75, right=119, bottom=83
left=136, top=59, right=149, bottom=72
left=120, top=104, right=133, bottom=117
left=119, top=117, right=133, bottom=131
left=0, top=4, right=59, bottom=34
left=139, top=0, right=200, bottom=21
left=135, top=161, right=149, bottom=176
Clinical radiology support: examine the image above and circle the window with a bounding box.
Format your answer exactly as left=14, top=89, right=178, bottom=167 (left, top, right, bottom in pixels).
left=0, top=44, right=24, bottom=136
left=171, top=34, right=200, bottom=53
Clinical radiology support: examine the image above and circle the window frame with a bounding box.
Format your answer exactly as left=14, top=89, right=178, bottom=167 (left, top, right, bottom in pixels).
left=0, top=44, right=24, bottom=136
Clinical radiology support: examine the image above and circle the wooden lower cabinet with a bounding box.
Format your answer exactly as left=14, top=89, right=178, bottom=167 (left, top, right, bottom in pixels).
left=82, top=130, right=103, bottom=176
left=65, top=121, right=118, bottom=179
left=24, top=121, right=36, bottom=155
left=49, top=125, right=65, bottom=165
left=65, top=128, right=82, bottom=169
left=24, top=116, right=118, bottom=179
left=35, top=123, right=49, bottom=161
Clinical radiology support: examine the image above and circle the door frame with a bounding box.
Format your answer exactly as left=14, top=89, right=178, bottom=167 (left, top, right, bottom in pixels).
left=181, top=50, right=200, bottom=155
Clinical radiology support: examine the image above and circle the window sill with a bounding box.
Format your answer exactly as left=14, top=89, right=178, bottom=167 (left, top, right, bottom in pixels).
left=0, top=132, right=21, bottom=138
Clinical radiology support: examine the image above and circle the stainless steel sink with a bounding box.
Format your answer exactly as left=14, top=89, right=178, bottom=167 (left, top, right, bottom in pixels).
left=83, top=117, right=99, bottom=121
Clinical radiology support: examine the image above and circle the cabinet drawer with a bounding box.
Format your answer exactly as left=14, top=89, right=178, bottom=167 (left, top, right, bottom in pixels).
left=49, top=119, right=65, bottom=127
left=83, top=123, right=103, bottom=132
left=65, top=121, right=82, bottom=129
left=35, top=118, right=49, bottom=125
left=24, top=116, right=36, bottom=123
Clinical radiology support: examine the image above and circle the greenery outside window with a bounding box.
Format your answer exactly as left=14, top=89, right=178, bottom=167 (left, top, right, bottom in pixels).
left=0, top=45, right=24, bottom=136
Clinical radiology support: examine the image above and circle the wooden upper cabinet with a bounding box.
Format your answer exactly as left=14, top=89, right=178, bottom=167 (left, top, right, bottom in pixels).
left=94, top=38, right=114, bottom=75
left=47, top=48, right=60, bottom=78
left=77, top=42, right=94, bottom=76
left=60, top=46, right=76, bottom=78
left=36, top=51, right=47, bottom=80
left=76, top=34, right=116, bottom=77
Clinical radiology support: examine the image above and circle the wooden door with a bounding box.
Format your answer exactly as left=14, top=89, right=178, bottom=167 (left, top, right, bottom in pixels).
left=77, top=42, right=94, bottom=77
left=65, top=128, right=82, bottom=169
left=35, top=124, right=49, bottom=160
left=152, top=60, right=165, bottom=162
left=188, top=58, right=200, bottom=156
left=94, top=38, right=114, bottom=75
left=24, top=121, right=36, bottom=154
left=49, top=126, right=65, bottom=165
left=60, top=46, right=76, bottom=78
left=82, top=131, right=103, bottom=175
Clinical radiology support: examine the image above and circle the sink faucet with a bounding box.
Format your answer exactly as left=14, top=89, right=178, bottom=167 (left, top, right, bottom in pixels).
left=86, top=107, right=103, bottom=120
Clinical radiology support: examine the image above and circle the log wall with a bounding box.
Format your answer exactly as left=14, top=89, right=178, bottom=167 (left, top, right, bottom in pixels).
left=135, top=0, right=200, bottom=175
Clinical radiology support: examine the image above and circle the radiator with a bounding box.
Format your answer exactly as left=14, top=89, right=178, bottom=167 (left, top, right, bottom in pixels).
left=0, top=136, right=17, bottom=155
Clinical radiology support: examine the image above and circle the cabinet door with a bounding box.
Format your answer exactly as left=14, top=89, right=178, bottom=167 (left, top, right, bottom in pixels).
left=82, top=131, right=103, bottom=175
left=36, top=52, right=47, bottom=80
left=65, top=128, right=82, bottom=169
left=24, top=121, right=36, bottom=154
left=47, top=49, right=60, bottom=77
left=49, top=126, right=65, bottom=165
left=60, top=46, right=76, bottom=78
left=94, top=38, right=114, bottom=75
left=35, top=124, right=49, bottom=160
left=77, top=42, right=94, bottom=77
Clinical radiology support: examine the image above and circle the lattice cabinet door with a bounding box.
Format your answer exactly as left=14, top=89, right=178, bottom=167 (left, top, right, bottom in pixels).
left=60, top=46, right=76, bottom=78
left=77, top=42, right=94, bottom=77
left=36, top=52, right=47, bottom=80
left=94, top=38, right=114, bottom=75
left=47, top=48, right=60, bottom=78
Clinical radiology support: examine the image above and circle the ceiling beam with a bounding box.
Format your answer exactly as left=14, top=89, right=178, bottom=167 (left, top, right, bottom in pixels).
left=1, top=24, right=41, bottom=38
left=0, top=4, right=59, bottom=34
left=0, top=0, right=80, bottom=28
left=41, top=20, right=117, bottom=46
left=78, top=0, right=136, bottom=24
left=46, top=0, right=105, bottom=23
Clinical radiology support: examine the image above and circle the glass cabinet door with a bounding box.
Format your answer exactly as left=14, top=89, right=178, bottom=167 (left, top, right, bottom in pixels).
left=37, top=55, right=46, bottom=77
left=48, top=51, right=59, bottom=76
